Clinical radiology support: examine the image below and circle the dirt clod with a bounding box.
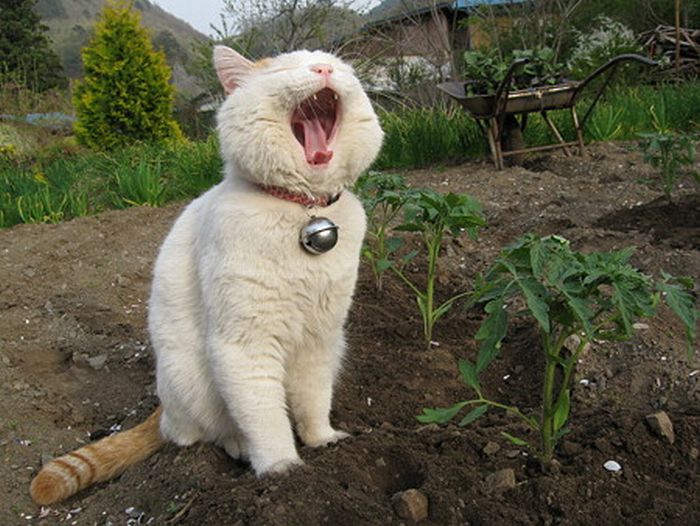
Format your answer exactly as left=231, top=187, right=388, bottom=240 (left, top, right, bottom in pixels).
left=484, top=468, right=516, bottom=493
left=482, top=441, right=501, bottom=456
left=392, top=488, right=429, bottom=522
left=645, top=410, right=675, bottom=444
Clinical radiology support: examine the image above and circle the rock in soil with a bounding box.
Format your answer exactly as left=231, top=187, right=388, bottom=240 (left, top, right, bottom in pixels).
left=484, top=468, right=516, bottom=493
left=392, top=489, right=428, bottom=522
left=645, top=410, right=675, bottom=444
left=483, top=441, right=501, bottom=456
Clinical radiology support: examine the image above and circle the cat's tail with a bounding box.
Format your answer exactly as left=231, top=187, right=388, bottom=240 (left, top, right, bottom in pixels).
left=30, top=407, right=165, bottom=505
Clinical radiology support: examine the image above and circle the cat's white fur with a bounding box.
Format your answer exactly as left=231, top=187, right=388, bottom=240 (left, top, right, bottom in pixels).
left=148, top=46, right=383, bottom=475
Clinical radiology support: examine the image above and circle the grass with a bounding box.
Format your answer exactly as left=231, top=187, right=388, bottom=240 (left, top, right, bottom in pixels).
left=2, top=81, right=698, bottom=228
left=0, top=136, right=222, bottom=227
left=374, top=81, right=700, bottom=170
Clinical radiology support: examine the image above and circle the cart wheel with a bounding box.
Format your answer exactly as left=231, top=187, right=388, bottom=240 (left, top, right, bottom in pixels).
left=502, top=115, right=525, bottom=166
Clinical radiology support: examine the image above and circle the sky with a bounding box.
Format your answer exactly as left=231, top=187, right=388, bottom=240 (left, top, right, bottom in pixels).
left=152, top=0, right=380, bottom=37
left=152, top=0, right=227, bottom=36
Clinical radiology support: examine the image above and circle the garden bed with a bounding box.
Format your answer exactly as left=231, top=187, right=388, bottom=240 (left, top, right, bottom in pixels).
left=0, top=142, right=698, bottom=525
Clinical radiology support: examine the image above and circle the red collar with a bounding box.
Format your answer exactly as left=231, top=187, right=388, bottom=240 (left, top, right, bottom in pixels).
left=256, top=184, right=341, bottom=207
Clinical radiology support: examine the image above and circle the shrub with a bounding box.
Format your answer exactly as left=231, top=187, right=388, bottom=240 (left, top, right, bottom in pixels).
left=568, top=16, right=642, bottom=81
left=73, top=0, right=182, bottom=150
left=418, top=234, right=697, bottom=465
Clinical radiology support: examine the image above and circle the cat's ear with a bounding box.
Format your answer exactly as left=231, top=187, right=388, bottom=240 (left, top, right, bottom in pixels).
left=213, top=45, right=254, bottom=94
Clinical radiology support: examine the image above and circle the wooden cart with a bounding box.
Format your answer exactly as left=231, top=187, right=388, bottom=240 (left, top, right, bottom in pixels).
left=438, top=54, right=657, bottom=169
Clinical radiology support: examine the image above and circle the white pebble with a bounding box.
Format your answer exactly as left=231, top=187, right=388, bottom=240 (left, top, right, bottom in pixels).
left=603, top=460, right=622, bottom=472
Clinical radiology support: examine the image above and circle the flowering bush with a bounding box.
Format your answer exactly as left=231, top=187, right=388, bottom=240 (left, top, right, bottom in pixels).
left=568, top=17, right=642, bottom=80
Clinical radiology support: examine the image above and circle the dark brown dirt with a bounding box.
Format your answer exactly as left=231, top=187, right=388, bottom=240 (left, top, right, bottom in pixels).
left=1, top=142, right=698, bottom=525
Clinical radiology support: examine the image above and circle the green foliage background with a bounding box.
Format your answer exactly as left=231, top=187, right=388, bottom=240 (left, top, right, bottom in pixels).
left=0, top=0, right=66, bottom=91
left=72, top=0, right=182, bottom=150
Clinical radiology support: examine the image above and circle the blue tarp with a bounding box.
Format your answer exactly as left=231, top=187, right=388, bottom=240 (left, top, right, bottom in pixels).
left=0, top=112, right=75, bottom=130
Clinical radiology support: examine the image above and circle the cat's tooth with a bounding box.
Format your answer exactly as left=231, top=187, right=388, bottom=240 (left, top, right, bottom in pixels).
left=312, top=94, right=318, bottom=100
left=333, top=93, right=339, bottom=100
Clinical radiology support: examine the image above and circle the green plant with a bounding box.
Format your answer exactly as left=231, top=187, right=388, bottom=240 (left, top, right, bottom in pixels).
left=418, top=234, right=697, bottom=465
left=586, top=104, right=625, bottom=141
left=462, top=47, right=565, bottom=96
left=568, top=16, right=641, bottom=81
left=391, top=190, right=485, bottom=348
left=73, top=0, right=182, bottom=150
left=355, top=172, right=411, bottom=291
left=112, top=158, right=165, bottom=208
left=638, top=104, right=698, bottom=200
left=0, top=0, right=67, bottom=92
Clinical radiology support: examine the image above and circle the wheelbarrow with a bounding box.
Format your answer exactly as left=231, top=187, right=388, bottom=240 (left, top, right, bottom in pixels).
left=438, top=54, right=657, bottom=169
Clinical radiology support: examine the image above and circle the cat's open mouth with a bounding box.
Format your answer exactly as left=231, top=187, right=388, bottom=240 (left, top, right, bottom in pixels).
left=291, top=88, right=339, bottom=167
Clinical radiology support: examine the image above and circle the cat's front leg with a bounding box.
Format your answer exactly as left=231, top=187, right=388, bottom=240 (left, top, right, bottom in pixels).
left=287, top=334, right=349, bottom=448
left=209, top=337, right=302, bottom=475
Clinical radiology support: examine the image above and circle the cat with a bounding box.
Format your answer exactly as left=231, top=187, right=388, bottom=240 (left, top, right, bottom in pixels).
left=30, top=45, right=383, bottom=505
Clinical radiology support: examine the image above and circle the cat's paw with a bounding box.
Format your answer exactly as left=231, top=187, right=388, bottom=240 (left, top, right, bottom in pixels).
left=257, top=457, right=304, bottom=476
left=302, top=429, right=350, bottom=448
left=221, top=436, right=249, bottom=462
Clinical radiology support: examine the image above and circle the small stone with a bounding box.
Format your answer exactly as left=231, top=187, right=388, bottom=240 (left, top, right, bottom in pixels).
left=633, top=322, right=649, bottom=330
left=484, top=468, right=516, bottom=493
left=564, top=334, right=590, bottom=353
left=392, top=489, right=428, bottom=522
left=375, top=457, right=387, bottom=468
left=689, top=447, right=699, bottom=460
left=645, top=411, right=675, bottom=444
left=504, top=449, right=520, bottom=459
left=603, top=460, right=622, bottom=472
left=87, top=354, right=107, bottom=370
left=483, top=441, right=501, bottom=456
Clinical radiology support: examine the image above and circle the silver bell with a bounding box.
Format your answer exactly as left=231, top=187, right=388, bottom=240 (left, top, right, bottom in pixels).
left=300, top=216, right=339, bottom=255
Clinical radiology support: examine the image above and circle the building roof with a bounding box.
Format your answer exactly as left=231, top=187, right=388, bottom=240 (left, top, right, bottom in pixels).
left=367, top=0, right=526, bottom=26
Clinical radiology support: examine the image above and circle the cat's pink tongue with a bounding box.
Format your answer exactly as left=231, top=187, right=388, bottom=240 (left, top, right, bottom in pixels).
left=302, top=118, right=333, bottom=165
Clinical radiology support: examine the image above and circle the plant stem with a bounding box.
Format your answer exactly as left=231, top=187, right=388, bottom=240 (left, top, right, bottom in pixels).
left=422, top=227, right=444, bottom=348
left=540, top=334, right=558, bottom=464
left=461, top=398, right=539, bottom=430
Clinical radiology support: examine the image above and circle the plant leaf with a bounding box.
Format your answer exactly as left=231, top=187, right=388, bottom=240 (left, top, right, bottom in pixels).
left=417, top=402, right=468, bottom=424
left=518, top=276, right=550, bottom=333
left=501, top=431, right=529, bottom=447
left=458, top=359, right=480, bottom=391
left=475, top=297, right=508, bottom=373
left=657, top=275, right=698, bottom=358
left=552, top=389, right=570, bottom=431
left=459, top=405, right=489, bottom=426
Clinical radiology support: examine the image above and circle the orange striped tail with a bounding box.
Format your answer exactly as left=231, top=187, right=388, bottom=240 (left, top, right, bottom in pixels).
left=30, top=407, right=165, bottom=505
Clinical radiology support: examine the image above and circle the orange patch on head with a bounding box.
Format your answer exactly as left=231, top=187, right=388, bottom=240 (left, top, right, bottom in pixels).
left=254, top=58, right=272, bottom=69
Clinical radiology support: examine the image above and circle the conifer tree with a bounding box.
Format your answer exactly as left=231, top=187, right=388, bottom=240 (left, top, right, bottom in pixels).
left=73, top=1, right=182, bottom=150
left=0, top=0, right=66, bottom=91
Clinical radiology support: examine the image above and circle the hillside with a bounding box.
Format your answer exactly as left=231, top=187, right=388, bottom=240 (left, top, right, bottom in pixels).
left=36, top=0, right=209, bottom=96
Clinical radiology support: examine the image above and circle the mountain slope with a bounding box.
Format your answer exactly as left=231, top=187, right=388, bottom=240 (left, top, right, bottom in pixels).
left=36, top=0, right=208, bottom=95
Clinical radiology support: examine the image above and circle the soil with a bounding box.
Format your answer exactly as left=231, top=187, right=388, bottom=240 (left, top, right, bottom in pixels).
left=1, top=142, right=698, bottom=526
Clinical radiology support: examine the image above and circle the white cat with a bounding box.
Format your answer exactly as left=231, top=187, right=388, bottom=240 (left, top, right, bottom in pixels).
left=30, top=45, right=383, bottom=505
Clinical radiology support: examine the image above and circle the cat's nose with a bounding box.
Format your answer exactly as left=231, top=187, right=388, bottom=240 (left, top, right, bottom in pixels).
left=310, top=63, right=334, bottom=79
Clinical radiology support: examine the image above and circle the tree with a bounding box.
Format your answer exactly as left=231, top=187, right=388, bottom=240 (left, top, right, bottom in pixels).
left=223, top=0, right=365, bottom=58
left=73, top=0, right=182, bottom=150
left=0, top=0, right=66, bottom=91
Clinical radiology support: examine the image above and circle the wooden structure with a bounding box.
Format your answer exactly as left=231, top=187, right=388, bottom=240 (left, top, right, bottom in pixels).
left=438, top=54, right=657, bottom=169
